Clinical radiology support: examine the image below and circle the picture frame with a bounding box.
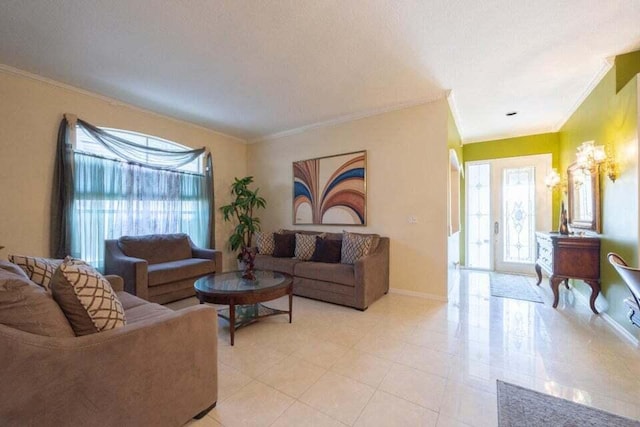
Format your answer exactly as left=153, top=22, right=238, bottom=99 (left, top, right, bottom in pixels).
left=293, top=150, right=366, bottom=225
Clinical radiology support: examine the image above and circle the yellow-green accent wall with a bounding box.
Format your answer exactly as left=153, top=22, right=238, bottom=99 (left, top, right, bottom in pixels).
left=559, top=61, right=639, bottom=335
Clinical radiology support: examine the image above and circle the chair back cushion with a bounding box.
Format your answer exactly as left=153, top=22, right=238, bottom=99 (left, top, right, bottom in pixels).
left=0, top=265, right=75, bottom=337
left=118, top=233, right=192, bottom=265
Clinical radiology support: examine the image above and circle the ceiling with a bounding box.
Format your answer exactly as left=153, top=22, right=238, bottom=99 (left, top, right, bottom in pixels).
left=1, top=1, right=639, bottom=143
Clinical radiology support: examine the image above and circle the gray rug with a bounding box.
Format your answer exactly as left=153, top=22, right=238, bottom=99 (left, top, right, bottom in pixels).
left=497, top=381, right=640, bottom=427
left=490, top=272, right=543, bottom=303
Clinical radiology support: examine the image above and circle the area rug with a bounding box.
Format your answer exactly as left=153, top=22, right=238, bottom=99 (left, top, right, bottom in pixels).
left=490, top=272, right=543, bottom=303
left=497, top=381, right=640, bottom=427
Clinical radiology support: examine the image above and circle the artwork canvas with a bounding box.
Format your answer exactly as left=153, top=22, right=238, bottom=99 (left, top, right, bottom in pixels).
left=293, top=151, right=366, bottom=225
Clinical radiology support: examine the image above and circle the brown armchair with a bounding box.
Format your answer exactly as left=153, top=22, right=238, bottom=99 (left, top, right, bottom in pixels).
left=105, top=233, right=222, bottom=304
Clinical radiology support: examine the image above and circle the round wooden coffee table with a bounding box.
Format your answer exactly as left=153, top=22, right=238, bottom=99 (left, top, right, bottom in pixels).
left=194, top=270, right=293, bottom=345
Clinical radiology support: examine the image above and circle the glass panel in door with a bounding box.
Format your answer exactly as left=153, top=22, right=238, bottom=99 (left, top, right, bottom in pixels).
left=502, top=167, right=535, bottom=264
left=466, top=163, right=491, bottom=269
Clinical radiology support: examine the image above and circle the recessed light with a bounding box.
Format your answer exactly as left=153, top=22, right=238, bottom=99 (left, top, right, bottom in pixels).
left=506, top=111, right=518, bottom=116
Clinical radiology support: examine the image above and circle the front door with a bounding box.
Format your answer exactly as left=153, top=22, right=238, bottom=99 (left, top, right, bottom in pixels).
left=466, top=154, right=552, bottom=273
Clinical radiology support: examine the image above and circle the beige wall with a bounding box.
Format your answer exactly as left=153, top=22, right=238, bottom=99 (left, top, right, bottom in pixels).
left=247, top=100, right=450, bottom=298
left=0, top=68, right=246, bottom=272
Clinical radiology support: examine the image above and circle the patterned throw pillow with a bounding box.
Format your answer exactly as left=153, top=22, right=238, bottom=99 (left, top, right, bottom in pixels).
left=8, top=255, right=63, bottom=290
left=51, top=258, right=126, bottom=336
left=340, top=231, right=379, bottom=264
left=255, top=231, right=276, bottom=255
left=295, top=233, right=325, bottom=261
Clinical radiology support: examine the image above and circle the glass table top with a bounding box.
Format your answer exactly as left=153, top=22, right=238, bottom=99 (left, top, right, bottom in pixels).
left=194, top=270, right=290, bottom=294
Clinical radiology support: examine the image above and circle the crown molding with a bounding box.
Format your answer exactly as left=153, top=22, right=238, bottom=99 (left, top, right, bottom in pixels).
left=463, top=126, right=556, bottom=145
left=0, top=63, right=247, bottom=144
left=446, top=90, right=465, bottom=144
left=552, top=57, right=614, bottom=132
left=249, top=93, right=447, bottom=144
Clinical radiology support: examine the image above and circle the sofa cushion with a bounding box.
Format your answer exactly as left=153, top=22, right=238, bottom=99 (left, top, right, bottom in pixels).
left=8, top=255, right=63, bottom=290
left=116, top=290, right=149, bottom=311
left=124, top=301, right=173, bottom=324
left=51, top=260, right=126, bottom=336
left=341, top=231, right=379, bottom=264
left=254, top=254, right=298, bottom=275
left=147, top=258, right=215, bottom=287
left=273, top=233, right=295, bottom=258
left=119, top=233, right=192, bottom=265
left=295, top=233, right=324, bottom=261
left=0, top=259, right=30, bottom=279
left=294, top=261, right=355, bottom=287
left=311, top=237, right=342, bottom=263
left=0, top=267, right=75, bottom=337
left=255, top=231, right=276, bottom=255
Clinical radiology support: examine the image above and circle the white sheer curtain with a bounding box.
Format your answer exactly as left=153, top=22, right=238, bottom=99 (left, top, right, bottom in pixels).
left=51, top=116, right=214, bottom=270
left=70, top=153, right=211, bottom=270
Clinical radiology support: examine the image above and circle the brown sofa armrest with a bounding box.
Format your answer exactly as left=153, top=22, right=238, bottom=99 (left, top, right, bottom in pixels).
left=104, top=275, right=124, bottom=292
left=354, top=237, right=390, bottom=309
left=0, top=305, right=218, bottom=426
left=104, top=239, right=149, bottom=300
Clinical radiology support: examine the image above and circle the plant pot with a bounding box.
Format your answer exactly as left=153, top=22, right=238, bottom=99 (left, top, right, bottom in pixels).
left=239, top=248, right=256, bottom=281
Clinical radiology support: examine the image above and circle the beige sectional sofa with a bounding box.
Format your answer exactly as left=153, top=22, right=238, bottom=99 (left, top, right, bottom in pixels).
left=254, top=231, right=389, bottom=310
left=104, top=233, right=222, bottom=304
left=0, top=261, right=218, bottom=426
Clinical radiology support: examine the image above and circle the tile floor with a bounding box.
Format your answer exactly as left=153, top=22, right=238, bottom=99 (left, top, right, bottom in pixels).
left=175, top=270, right=640, bottom=427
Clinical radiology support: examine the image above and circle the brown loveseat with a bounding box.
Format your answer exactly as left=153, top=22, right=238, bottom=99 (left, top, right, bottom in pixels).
left=0, top=261, right=218, bottom=426
left=105, top=233, right=222, bottom=304
left=254, top=231, right=389, bottom=310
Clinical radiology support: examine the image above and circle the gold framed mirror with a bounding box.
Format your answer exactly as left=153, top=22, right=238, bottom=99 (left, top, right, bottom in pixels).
left=567, top=162, right=600, bottom=233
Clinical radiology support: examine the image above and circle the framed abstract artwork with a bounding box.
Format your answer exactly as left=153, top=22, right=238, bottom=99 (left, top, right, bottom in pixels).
left=293, top=150, right=366, bottom=225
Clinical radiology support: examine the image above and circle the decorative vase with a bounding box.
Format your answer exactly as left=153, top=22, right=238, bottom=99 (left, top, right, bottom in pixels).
left=240, top=247, right=256, bottom=280
left=558, top=201, right=569, bottom=235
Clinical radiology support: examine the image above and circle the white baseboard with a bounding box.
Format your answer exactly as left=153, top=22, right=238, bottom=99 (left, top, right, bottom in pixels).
left=389, top=287, right=448, bottom=302
left=572, top=288, right=639, bottom=347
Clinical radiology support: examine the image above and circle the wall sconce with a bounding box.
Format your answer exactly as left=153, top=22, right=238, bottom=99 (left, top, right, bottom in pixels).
left=575, top=140, right=618, bottom=182
left=544, top=169, right=561, bottom=188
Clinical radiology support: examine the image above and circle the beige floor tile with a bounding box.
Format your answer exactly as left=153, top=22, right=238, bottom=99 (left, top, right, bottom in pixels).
left=330, top=349, right=393, bottom=387
left=436, top=414, right=473, bottom=427
left=354, top=390, right=438, bottom=427
left=257, top=355, right=326, bottom=398
left=354, top=332, right=407, bottom=361
left=218, top=342, right=287, bottom=377
left=217, top=363, right=253, bottom=402
left=300, top=371, right=375, bottom=425
left=292, top=338, right=350, bottom=368
left=379, top=363, right=447, bottom=411
left=397, top=343, right=454, bottom=379
left=183, top=416, right=223, bottom=427
left=210, top=381, right=294, bottom=427
left=439, top=381, right=498, bottom=427
left=271, top=401, right=347, bottom=427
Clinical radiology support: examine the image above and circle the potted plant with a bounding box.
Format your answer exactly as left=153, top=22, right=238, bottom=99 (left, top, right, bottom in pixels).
left=220, top=176, right=266, bottom=280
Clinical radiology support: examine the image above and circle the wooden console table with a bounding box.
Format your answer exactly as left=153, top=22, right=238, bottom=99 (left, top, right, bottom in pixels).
left=534, top=232, right=601, bottom=314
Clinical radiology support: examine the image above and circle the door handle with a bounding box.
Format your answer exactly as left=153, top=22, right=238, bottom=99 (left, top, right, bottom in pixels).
left=494, top=221, right=499, bottom=235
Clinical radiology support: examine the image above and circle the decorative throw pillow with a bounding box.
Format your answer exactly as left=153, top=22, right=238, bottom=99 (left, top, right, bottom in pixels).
left=295, top=233, right=325, bottom=261
left=255, top=231, right=276, bottom=255
left=8, top=255, right=63, bottom=291
left=311, top=236, right=342, bottom=263
left=273, top=233, right=296, bottom=258
left=340, top=231, right=379, bottom=264
left=50, top=259, right=126, bottom=336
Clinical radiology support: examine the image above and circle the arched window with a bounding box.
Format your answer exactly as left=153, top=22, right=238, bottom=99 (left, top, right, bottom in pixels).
left=53, top=119, right=213, bottom=270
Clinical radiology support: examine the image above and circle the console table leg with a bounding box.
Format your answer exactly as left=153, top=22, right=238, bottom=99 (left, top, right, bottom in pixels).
left=535, top=263, right=542, bottom=286
left=229, top=303, right=236, bottom=346
left=586, top=280, right=600, bottom=314
left=550, top=277, right=563, bottom=308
